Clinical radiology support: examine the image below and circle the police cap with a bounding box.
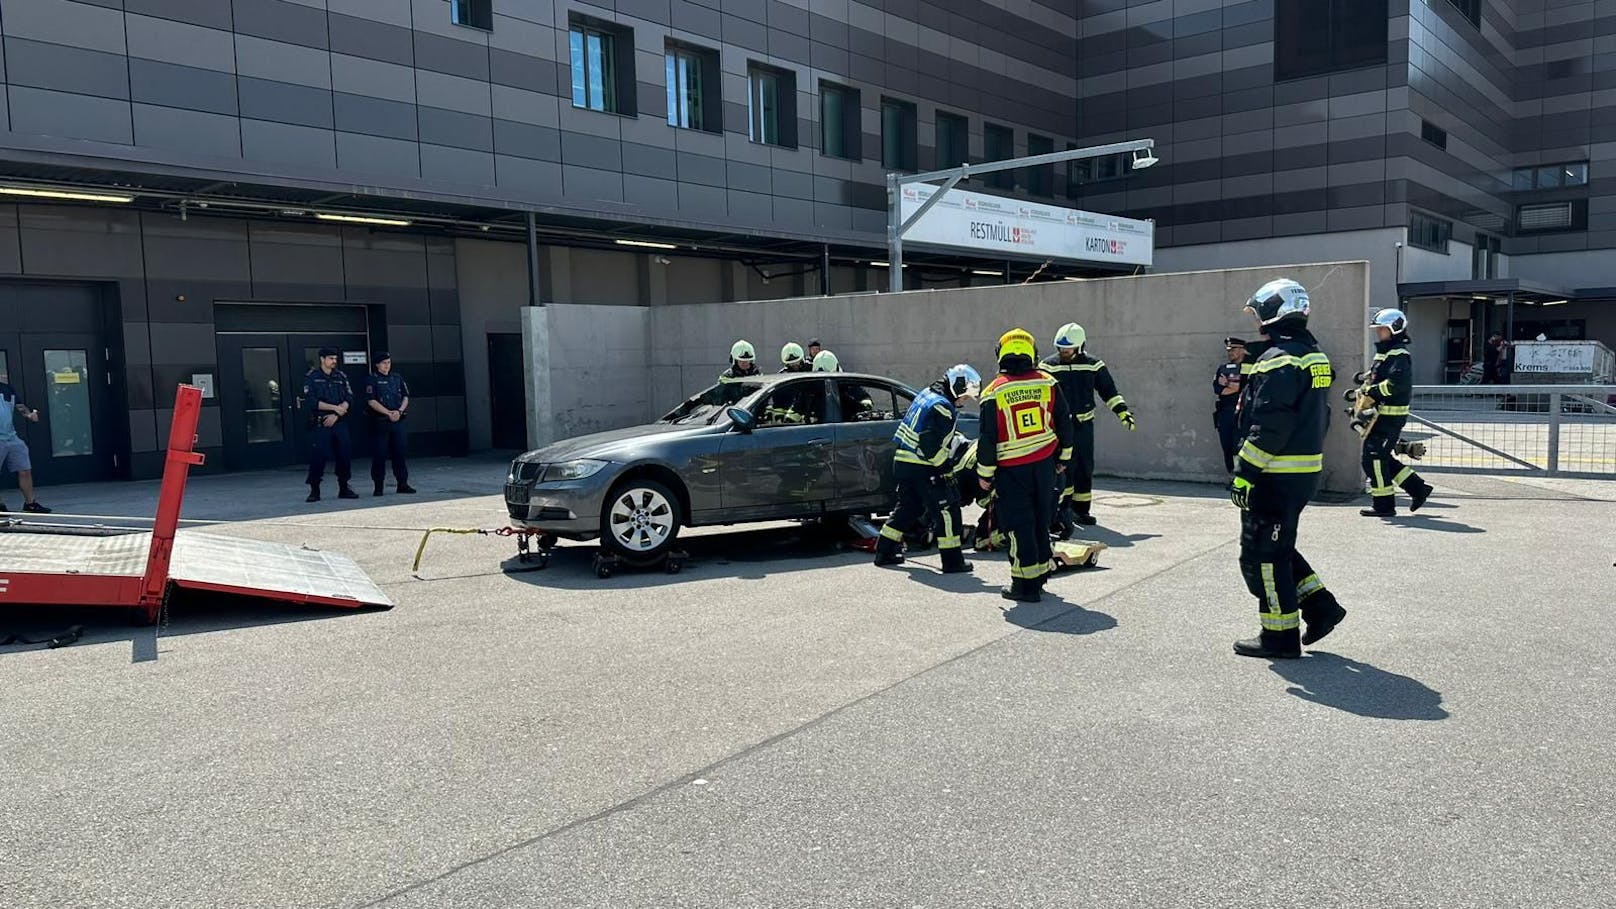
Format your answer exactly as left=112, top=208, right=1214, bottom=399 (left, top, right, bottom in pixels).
left=318, top=346, right=340, bottom=358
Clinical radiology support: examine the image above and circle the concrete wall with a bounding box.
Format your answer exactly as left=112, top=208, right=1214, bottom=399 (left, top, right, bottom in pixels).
left=455, top=237, right=527, bottom=451
left=637, top=262, right=1371, bottom=493
left=521, top=302, right=653, bottom=450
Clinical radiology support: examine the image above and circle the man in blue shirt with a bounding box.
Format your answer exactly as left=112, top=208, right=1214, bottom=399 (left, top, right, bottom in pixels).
left=0, top=378, right=50, bottom=514
left=364, top=352, right=415, bottom=496
left=302, top=348, right=358, bottom=502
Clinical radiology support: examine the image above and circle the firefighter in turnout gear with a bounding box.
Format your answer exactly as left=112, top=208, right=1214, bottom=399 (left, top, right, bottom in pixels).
left=718, top=340, right=761, bottom=403
left=1358, top=309, right=1434, bottom=517
left=979, top=329, right=1073, bottom=603
left=875, top=364, right=982, bottom=573
left=779, top=342, right=811, bottom=373
left=1042, top=322, right=1134, bottom=534
left=1229, top=279, right=1347, bottom=659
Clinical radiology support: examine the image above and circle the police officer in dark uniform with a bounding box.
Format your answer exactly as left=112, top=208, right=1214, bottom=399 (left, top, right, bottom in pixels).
left=1041, top=322, right=1135, bottom=533
left=1214, top=337, right=1246, bottom=472
left=979, top=329, right=1073, bottom=603
left=1229, top=279, right=1346, bottom=658
left=365, top=352, right=416, bottom=497
left=1358, top=309, right=1433, bottom=517
left=875, top=364, right=981, bottom=574
left=302, top=347, right=358, bottom=502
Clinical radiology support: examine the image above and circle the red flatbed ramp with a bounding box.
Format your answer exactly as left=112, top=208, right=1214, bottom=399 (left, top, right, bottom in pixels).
left=0, top=530, right=392, bottom=611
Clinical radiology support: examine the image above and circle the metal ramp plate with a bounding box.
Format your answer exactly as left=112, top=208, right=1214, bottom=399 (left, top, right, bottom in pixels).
left=0, top=529, right=392, bottom=610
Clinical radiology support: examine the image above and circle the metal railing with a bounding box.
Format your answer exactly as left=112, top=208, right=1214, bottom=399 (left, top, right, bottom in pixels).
left=1400, top=385, right=1616, bottom=479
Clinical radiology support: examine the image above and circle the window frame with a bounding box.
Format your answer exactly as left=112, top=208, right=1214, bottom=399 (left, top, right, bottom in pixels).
left=1515, top=200, right=1587, bottom=234
left=568, top=16, right=635, bottom=116
left=450, top=0, right=492, bottom=31
left=935, top=111, right=968, bottom=170
left=983, top=123, right=1015, bottom=190
left=746, top=63, right=798, bottom=148
left=1511, top=161, right=1590, bottom=191
left=666, top=42, right=721, bottom=133
left=1408, top=210, right=1452, bottom=253
left=819, top=81, right=861, bottom=161
left=1420, top=120, right=1448, bottom=150
left=1026, top=133, right=1054, bottom=196
left=1445, top=0, right=1482, bottom=28
left=881, top=97, right=918, bottom=172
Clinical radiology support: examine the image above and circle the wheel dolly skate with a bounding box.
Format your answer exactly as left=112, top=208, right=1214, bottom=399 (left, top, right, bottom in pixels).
left=505, top=530, right=687, bottom=579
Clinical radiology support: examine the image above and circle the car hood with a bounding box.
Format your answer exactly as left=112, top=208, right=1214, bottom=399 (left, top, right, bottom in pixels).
left=519, top=422, right=716, bottom=464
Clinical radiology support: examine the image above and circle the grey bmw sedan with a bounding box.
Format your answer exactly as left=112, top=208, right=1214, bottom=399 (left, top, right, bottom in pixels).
left=504, top=372, right=968, bottom=559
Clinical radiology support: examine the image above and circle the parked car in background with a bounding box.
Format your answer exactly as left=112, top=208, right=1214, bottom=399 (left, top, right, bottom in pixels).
left=504, top=372, right=976, bottom=559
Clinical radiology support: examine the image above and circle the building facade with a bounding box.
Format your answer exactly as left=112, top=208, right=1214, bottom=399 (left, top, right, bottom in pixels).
left=0, top=0, right=1610, bottom=485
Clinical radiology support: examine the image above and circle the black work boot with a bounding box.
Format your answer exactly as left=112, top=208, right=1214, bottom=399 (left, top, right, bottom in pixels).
left=1001, top=577, right=1041, bottom=603
left=306, top=484, right=321, bottom=503
left=1302, top=597, right=1348, bottom=646
left=1074, top=504, right=1097, bottom=527
left=22, top=501, right=51, bottom=514
left=338, top=484, right=360, bottom=500
left=1233, top=631, right=1301, bottom=659
left=873, top=537, right=905, bottom=567
left=1359, top=496, right=1396, bottom=518
left=1406, top=480, right=1432, bottom=512
left=373, top=482, right=384, bottom=497
left=940, top=549, right=973, bottom=574
left=397, top=483, right=417, bottom=494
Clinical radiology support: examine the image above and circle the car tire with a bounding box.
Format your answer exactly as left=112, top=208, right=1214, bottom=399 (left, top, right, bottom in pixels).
left=600, top=478, right=682, bottom=559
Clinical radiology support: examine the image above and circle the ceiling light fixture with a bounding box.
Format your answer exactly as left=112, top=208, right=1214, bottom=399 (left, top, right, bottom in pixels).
left=315, top=213, right=412, bottom=227
left=0, top=185, right=136, bottom=203
left=615, top=239, right=678, bottom=250
left=971, top=269, right=1004, bottom=276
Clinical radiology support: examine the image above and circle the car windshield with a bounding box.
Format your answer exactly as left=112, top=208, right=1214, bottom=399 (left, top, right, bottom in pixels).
left=659, top=381, right=765, bottom=424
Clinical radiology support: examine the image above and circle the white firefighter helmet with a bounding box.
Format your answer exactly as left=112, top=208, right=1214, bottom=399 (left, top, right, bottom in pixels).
left=1054, top=322, right=1087, bottom=351
left=780, top=341, right=805, bottom=365
left=730, top=339, right=756, bottom=363
left=945, top=363, right=981, bottom=400
left=1245, top=278, right=1311, bottom=326
left=811, top=350, right=840, bottom=372
left=1370, top=308, right=1408, bottom=334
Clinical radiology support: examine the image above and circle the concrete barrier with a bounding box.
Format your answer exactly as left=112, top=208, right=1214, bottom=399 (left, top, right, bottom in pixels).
left=526, top=261, right=1371, bottom=494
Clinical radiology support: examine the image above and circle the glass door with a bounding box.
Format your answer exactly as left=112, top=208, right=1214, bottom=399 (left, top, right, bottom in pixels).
left=13, top=333, right=117, bottom=484
left=217, top=333, right=371, bottom=469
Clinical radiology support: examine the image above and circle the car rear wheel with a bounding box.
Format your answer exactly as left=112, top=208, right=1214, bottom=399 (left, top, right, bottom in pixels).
left=601, top=479, right=681, bottom=558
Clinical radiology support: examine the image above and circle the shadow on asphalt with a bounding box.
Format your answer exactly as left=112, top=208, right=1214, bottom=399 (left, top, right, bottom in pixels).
left=999, top=595, right=1118, bottom=636
left=1078, top=526, right=1162, bottom=549
left=1386, top=514, right=1486, bottom=534
left=0, top=589, right=380, bottom=664
left=1269, top=651, right=1449, bottom=721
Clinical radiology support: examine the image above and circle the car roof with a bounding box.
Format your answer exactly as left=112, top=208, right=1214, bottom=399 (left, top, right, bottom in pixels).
left=748, top=371, right=908, bottom=385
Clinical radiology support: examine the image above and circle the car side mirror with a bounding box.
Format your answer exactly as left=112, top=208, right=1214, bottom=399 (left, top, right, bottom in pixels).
left=727, top=407, right=757, bottom=433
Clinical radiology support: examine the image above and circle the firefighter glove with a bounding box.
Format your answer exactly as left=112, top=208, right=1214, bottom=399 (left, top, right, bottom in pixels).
left=1119, top=409, right=1137, bottom=431
left=1230, top=475, right=1253, bottom=510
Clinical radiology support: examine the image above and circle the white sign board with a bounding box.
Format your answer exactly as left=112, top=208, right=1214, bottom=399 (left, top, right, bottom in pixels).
left=190, top=373, right=215, bottom=399
left=344, top=351, right=368, bottom=365
left=900, top=184, right=1154, bottom=267
left=1512, top=341, right=1611, bottom=378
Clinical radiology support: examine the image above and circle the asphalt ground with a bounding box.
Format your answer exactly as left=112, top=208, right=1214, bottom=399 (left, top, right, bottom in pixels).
left=3, top=459, right=1614, bottom=908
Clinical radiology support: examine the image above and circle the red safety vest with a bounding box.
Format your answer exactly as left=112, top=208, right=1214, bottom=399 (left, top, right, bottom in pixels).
left=983, top=371, right=1059, bottom=466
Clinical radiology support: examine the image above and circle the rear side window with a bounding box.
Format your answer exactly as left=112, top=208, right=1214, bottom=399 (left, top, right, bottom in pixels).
left=756, top=380, right=828, bottom=427
left=835, top=381, right=901, bottom=422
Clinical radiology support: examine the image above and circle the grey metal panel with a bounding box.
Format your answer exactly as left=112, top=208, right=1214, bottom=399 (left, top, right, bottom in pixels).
left=772, top=167, right=814, bottom=200
left=624, top=173, right=681, bottom=210
left=332, top=91, right=417, bottom=140
left=2, top=0, right=128, bottom=56
left=126, top=0, right=236, bottom=30
left=620, top=141, right=678, bottom=180
left=238, top=77, right=335, bottom=129
left=560, top=130, right=625, bottom=171
left=8, top=86, right=133, bottom=145
left=415, top=69, right=492, bottom=116
left=331, top=53, right=417, bottom=104
left=726, top=159, right=773, bottom=194
left=234, top=34, right=335, bottom=89
left=132, top=104, right=243, bottom=158
left=329, top=11, right=416, bottom=66
left=329, top=0, right=414, bottom=28
left=337, top=131, right=422, bottom=178
left=677, top=151, right=729, bottom=187
left=129, top=58, right=240, bottom=116
left=678, top=181, right=729, bottom=217
left=231, top=0, right=330, bottom=50
left=494, top=155, right=563, bottom=195
left=125, top=13, right=238, bottom=74
left=419, top=106, right=495, bottom=152
left=773, top=195, right=814, bottom=226
left=493, top=119, right=562, bottom=161
left=413, top=30, right=491, bottom=82
left=241, top=118, right=338, bottom=168
left=672, top=0, right=723, bottom=37
left=420, top=143, right=497, bottom=186
left=490, top=48, right=558, bottom=94
left=562, top=164, right=626, bottom=202
left=617, top=0, right=671, bottom=25
left=723, top=14, right=769, bottom=51
left=3, top=36, right=130, bottom=100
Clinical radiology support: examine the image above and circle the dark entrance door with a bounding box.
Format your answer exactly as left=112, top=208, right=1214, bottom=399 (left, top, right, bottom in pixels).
left=217, top=332, right=370, bottom=470
left=487, top=333, right=528, bottom=450
left=0, top=283, right=121, bottom=486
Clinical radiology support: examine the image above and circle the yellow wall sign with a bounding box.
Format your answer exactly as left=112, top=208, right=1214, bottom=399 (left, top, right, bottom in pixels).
left=52, top=369, right=81, bottom=385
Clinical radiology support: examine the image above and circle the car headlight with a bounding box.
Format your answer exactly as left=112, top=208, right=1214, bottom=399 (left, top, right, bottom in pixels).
left=541, top=459, right=608, bottom=483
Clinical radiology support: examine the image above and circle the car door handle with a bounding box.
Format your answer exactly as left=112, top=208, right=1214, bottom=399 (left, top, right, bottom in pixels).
left=807, top=438, right=829, bottom=445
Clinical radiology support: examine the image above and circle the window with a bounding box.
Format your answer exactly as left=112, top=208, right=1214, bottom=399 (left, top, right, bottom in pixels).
left=746, top=64, right=797, bottom=148
left=756, top=381, right=828, bottom=428
left=570, top=28, right=615, bottom=112
left=881, top=98, right=917, bottom=171
left=1026, top=134, right=1054, bottom=196
left=1445, top=0, right=1481, bottom=27
left=983, top=123, right=1014, bottom=190
left=1274, top=0, right=1389, bottom=81
left=1511, top=162, right=1590, bottom=190
left=43, top=349, right=94, bottom=457
left=1516, top=201, right=1586, bottom=233
left=1471, top=234, right=1499, bottom=280
left=1408, top=211, right=1451, bottom=252
left=935, top=112, right=968, bottom=169
left=820, top=82, right=860, bottom=160
left=835, top=381, right=901, bottom=423
left=451, top=0, right=492, bottom=31
left=1421, top=120, right=1447, bottom=150
left=667, top=43, right=720, bottom=132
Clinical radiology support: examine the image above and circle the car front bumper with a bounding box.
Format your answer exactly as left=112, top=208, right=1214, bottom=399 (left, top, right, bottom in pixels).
left=503, top=468, right=618, bottom=539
